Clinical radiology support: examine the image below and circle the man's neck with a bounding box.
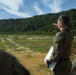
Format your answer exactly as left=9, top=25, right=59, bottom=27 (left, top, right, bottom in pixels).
left=60, top=26, right=68, bottom=31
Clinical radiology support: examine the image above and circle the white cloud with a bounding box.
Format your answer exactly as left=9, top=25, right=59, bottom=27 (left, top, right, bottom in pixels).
left=0, top=0, right=31, bottom=18
left=33, top=2, right=44, bottom=15
left=42, top=0, right=64, bottom=13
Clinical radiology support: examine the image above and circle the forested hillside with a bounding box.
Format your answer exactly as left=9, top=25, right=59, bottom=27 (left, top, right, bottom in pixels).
left=0, top=9, right=76, bottom=35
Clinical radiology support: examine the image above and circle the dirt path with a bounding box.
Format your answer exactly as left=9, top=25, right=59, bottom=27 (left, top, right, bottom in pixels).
left=12, top=52, right=51, bottom=75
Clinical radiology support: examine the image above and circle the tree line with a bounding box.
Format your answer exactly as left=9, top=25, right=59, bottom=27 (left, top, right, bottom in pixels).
left=0, top=9, right=76, bottom=35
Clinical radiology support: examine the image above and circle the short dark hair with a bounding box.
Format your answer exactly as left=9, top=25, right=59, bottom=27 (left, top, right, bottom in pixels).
left=58, top=15, right=70, bottom=26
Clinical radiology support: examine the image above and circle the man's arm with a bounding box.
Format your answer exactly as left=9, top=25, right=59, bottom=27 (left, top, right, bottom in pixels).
left=53, top=32, right=64, bottom=62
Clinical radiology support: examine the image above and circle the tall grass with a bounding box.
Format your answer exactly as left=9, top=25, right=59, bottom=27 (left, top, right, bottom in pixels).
left=0, top=35, right=53, bottom=53
left=0, top=35, right=76, bottom=53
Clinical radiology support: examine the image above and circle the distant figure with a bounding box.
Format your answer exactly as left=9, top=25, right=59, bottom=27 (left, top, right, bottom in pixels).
left=71, top=58, right=76, bottom=75
left=0, top=50, right=30, bottom=75
left=47, top=15, right=74, bottom=75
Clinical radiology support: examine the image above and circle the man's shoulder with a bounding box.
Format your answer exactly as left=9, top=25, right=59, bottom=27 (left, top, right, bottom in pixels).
left=55, top=31, right=66, bottom=37
left=54, top=31, right=68, bottom=42
left=57, top=30, right=71, bottom=35
left=54, top=32, right=63, bottom=42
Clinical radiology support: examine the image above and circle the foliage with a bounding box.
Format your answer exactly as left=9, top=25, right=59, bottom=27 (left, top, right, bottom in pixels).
left=0, top=9, right=76, bottom=35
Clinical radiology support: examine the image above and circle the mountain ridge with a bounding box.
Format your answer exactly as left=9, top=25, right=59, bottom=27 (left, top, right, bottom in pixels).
left=0, top=9, right=76, bottom=35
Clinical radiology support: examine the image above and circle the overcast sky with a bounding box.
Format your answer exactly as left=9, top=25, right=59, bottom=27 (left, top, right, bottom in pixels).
left=0, top=0, right=76, bottom=19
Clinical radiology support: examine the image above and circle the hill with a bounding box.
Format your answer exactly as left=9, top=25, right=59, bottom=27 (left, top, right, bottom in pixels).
left=0, top=9, right=76, bottom=35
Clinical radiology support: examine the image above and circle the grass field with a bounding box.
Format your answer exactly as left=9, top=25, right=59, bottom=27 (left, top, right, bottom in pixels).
left=0, top=35, right=76, bottom=75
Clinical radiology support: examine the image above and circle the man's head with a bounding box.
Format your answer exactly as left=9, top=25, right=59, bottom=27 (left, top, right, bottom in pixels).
left=57, top=15, right=70, bottom=29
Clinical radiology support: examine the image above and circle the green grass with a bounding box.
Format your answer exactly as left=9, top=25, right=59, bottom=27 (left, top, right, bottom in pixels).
left=0, top=35, right=76, bottom=54
left=0, top=34, right=75, bottom=75
left=0, top=35, right=53, bottom=53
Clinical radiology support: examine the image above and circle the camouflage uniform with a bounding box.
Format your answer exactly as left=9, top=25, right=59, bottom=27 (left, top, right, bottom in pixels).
left=0, top=50, right=30, bottom=75
left=52, top=29, right=74, bottom=75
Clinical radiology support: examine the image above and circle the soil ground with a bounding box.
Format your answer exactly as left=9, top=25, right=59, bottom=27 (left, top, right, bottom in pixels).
left=11, top=51, right=51, bottom=75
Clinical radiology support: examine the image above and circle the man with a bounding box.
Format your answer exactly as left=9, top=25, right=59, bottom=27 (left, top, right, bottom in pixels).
left=50, top=15, right=74, bottom=75
left=0, top=50, right=30, bottom=75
